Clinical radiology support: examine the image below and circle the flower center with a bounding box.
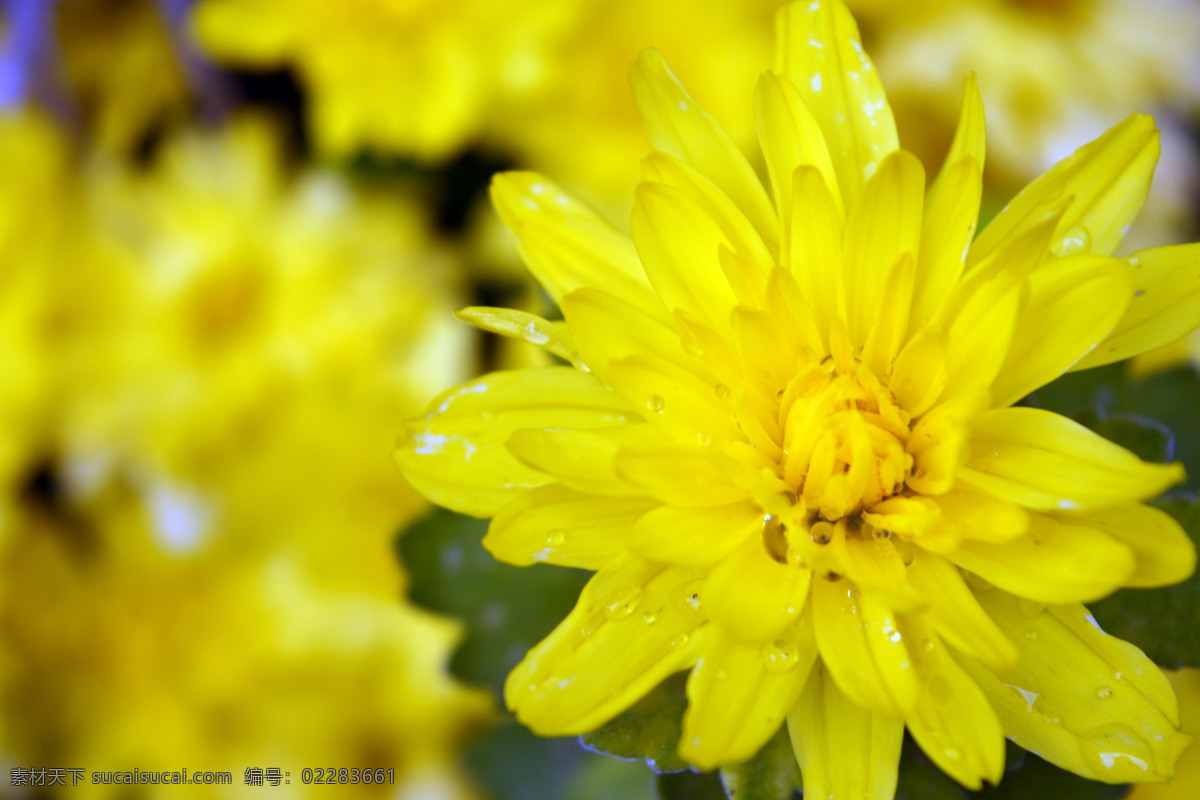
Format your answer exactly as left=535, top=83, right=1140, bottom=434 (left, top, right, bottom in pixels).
left=778, top=357, right=912, bottom=522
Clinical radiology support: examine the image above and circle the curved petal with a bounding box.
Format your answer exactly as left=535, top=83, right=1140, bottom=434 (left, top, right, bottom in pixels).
left=702, top=537, right=812, bottom=642
left=506, top=425, right=660, bottom=496
left=1058, top=503, right=1196, bottom=589
left=901, top=617, right=1006, bottom=789
left=505, top=555, right=705, bottom=734
left=912, top=156, right=981, bottom=335
left=785, top=164, right=846, bottom=340
left=486, top=485, right=657, bottom=568
left=630, top=501, right=760, bottom=567
left=962, top=407, right=1185, bottom=511
left=455, top=306, right=578, bottom=365
left=990, top=255, right=1133, bottom=407
left=680, top=624, right=816, bottom=769
left=774, top=0, right=899, bottom=206
left=1074, top=243, right=1200, bottom=370
left=945, top=512, right=1135, bottom=604
left=787, top=662, right=904, bottom=800
left=969, top=114, right=1159, bottom=265
left=395, top=368, right=638, bottom=516
left=630, top=49, right=778, bottom=248
left=491, top=172, right=663, bottom=320
left=962, top=591, right=1188, bottom=784
left=616, top=445, right=751, bottom=508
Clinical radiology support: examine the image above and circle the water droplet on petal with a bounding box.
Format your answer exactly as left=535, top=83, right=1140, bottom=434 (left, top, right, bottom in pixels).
left=603, top=585, right=643, bottom=620
left=1025, top=630, right=1038, bottom=640
left=714, top=383, right=732, bottom=401
left=547, top=532, right=565, bottom=547
left=670, top=633, right=690, bottom=648
left=523, top=322, right=550, bottom=345
left=943, top=747, right=961, bottom=761
left=1018, top=598, right=1045, bottom=619
left=642, top=612, right=658, bottom=624
left=646, top=394, right=665, bottom=414
left=1097, top=686, right=1113, bottom=699
left=1053, top=225, right=1091, bottom=256
left=762, top=640, right=801, bottom=673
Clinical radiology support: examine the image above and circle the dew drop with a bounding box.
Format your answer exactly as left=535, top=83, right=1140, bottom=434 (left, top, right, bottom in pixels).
left=697, top=432, right=713, bottom=447
left=547, top=532, right=565, bottom=547
left=762, top=640, right=801, bottom=673
left=1053, top=225, right=1091, bottom=257
left=523, top=322, right=550, bottom=345
left=1097, top=686, right=1113, bottom=699
left=670, top=633, right=690, bottom=648
left=1025, top=630, right=1038, bottom=640
left=603, top=585, right=643, bottom=620
left=810, top=520, right=834, bottom=546
left=943, top=747, right=962, bottom=761
left=642, top=612, right=658, bottom=624
left=714, top=383, right=732, bottom=401
left=646, top=394, right=665, bottom=414
left=921, top=639, right=935, bottom=653
left=685, top=593, right=702, bottom=613
left=1017, top=598, right=1045, bottom=619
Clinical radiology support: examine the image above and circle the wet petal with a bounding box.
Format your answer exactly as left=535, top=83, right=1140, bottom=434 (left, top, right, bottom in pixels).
left=506, top=425, right=661, bottom=496
left=1074, top=243, right=1200, bottom=370
left=395, top=368, right=637, bottom=516
left=907, top=551, right=1017, bottom=670
left=630, top=49, right=778, bottom=248
left=970, top=115, right=1159, bottom=264
left=1059, top=503, right=1196, bottom=588
left=680, top=624, right=816, bottom=769
left=962, top=407, right=1185, bottom=511
left=963, top=591, right=1188, bottom=784
left=774, top=0, right=899, bottom=205
left=902, top=618, right=1005, bottom=789
left=616, top=445, right=751, bottom=508
left=702, top=537, right=812, bottom=642
left=946, top=512, right=1135, bottom=604
left=491, top=172, right=663, bottom=319
left=630, top=501, right=761, bottom=567
left=788, top=662, right=903, bottom=800
left=486, top=485, right=658, bottom=568
left=605, top=353, right=742, bottom=444
left=455, top=306, right=578, bottom=364
left=785, top=164, right=846, bottom=340
left=505, top=555, right=705, bottom=734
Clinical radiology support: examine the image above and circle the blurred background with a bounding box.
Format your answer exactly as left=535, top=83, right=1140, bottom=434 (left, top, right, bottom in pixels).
left=0, top=1, right=1197, bottom=798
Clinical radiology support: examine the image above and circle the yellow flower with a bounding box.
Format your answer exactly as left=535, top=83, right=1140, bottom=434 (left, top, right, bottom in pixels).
left=396, top=0, right=1200, bottom=795
left=1129, top=669, right=1200, bottom=800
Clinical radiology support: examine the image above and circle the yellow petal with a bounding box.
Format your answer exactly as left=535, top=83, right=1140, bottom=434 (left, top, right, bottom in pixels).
left=1060, top=503, right=1196, bottom=588
left=890, top=330, right=947, bottom=418
left=506, top=425, right=657, bottom=496
left=962, top=407, right=1185, bottom=511
left=936, top=265, right=1024, bottom=400
left=969, top=114, right=1159, bottom=265
left=680, top=624, right=817, bottom=769
left=754, top=71, right=843, bottom=222
left=812, top=577, right=918, bottom=719
left=861, top=252, right=916, bottom=377
left=560, top=287, right=706, bottom=381
left=963, top=591, right=1186, bottom=784
left=901, top=618, right=1006, bottom=789
left=843, top=150, right=924, bottom=350
left=990, top=255, right=1133, bottom=407
left=774, top=0, right=899, bottom=206
left=605, top=353, right=741, bottom=445
left=912, top=156, right=981, bottom=334
left=731, top=305, right=799, bottom=397
left=1074, top=243, right=1200, bottom=370
left=702, top=536, right=812, bottom=642
left=506, top=555, right=704, bottom=734
left=616, top=445, right=751, bottom=508
left=395, top=368, right=637, bottom=516
left=486, top=485, right=658, bottom=568
left=906, top=551, right=1018, bottom=670
left=630, top=49, right=778, bottom=249
left=629, top=501, right=760, bottom=567
left=641, top=152, right=774, bottom=306
left=632, top=181, right=741, bottom=336
left=933, top=74, right=986, bottom=189
left=785, top=164, right=846, bottom=341
left=491, top=172, right=663, bottom=319
left=788, top=662, right=904, bottom=800
left=946, top=512, right=1135, bottom=604
left=455, top=306, right=577, bottom=364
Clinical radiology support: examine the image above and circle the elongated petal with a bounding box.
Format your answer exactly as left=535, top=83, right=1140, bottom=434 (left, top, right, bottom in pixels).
left=1059, top=503, right=1196, bottom=588
left=486, top=485, right=658, bottom=568
left=812, top=577, right=917, bottom=719
left=901, top=618, right=1005, bottom=789
left=506, top=555, right=704, bottom=734
left=632, top=181, right=741, bottom=335
left=630, top=49, right=778, bottom=248
left=630, top=501, right=760, bottom=567
left=774, top=0, right=899, bottom=205
left=962, top=407, right=1185, bottom=511
left=605, top=353, right=741, bottom=444
left=1074, top=243, right=1200, bottom=369
left=788, top=663, right=904, bottom=800
left=395, top=368, right=637, bottom=516
left=680, top=624, right=816, bottom=769
left=933, top=74, right=986, bottom=189
left=507, top=426, right=653, bottom=496
left=455, top=306, right=577, bottom=364
left=616, top=446, right=751, bottom=508
left=843, top=150, right=924, bottom=349
left=754, top=71, right=843, bottom=222
left=786, top=165, right=845, bottom=339
left=990, top=255, right=1133, bottom=406
left=970, top=114, right=1159, bottom=264
left=906, top=551, right=1018, bottom=670
left=491, top=172, right=663, bottom=319
left=937, top=265, right=1024, bottom=400
left=946, top=512, right=1135, bottom=603
left=912, top=157, right=981, bottom=333
left=702, top=537, right=812, bottom=642
left=963, top=591, right=1187, bottom=784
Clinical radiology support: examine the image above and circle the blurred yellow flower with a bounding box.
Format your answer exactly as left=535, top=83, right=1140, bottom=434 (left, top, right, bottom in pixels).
left=396, top=0, right=1200, bottom=796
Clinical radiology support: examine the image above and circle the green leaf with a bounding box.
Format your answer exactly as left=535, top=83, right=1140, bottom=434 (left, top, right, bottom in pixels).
left=656, top=770, right=727, bottom=800
left=580, top=673, right=691, bottom=773
left=719, top=726, right=801, bottom=800
left=396, top=507, right=590, bottom=693
left=465, top=719, right=592, bottom=800
left=967, top=749, right=1129, bottom=800
left=1069, top=409, right=1173, bottom=464
left=1088, top=495, right=1200, bottom=668
left=895, top=736, right=967, bottom=800
left=565, top=751, right=657, bottom=800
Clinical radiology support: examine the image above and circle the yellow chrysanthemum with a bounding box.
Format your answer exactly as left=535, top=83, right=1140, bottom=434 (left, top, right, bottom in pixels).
left=395, top=1, right=1200, bottom=795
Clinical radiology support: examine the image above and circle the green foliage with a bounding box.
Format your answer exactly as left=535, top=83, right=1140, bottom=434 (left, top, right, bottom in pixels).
left=656, top=770, right=727, bottom=800
left=581, top=673, right=691, bottom=773
left=719, top=727, right=802, bottom=800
